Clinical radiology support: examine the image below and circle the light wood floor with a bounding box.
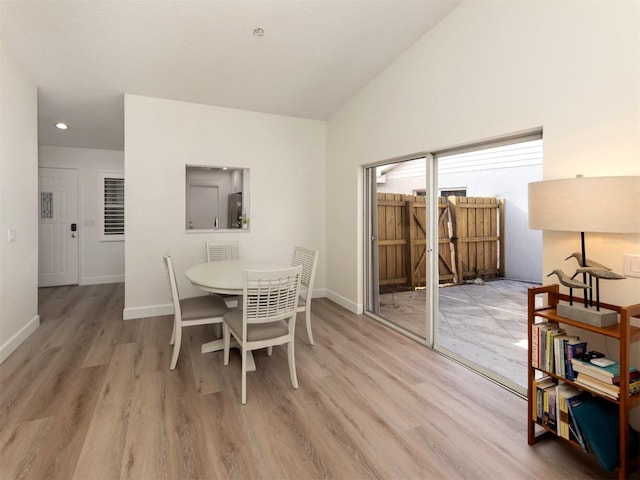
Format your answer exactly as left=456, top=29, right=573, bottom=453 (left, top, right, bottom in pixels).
left=1, top=283, right=635, bottom=479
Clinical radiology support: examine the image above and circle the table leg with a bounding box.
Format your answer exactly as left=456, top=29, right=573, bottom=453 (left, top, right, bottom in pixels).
left=201, top=339, right=256, bottom=372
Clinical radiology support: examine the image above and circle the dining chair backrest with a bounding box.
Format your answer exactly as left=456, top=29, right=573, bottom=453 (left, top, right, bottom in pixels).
left=243, top=265, right=303, bottom=327
left=291, top=246, right=319, bottom=345
left=292, top=246, right=318, bottom=297
left=163, top=254, right=229, bottom=370
left=206, top=240, right=239, bottom=262
left=163, top=255, right=181, bottom=316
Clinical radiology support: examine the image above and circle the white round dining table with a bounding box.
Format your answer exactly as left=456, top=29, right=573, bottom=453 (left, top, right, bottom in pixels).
left=186, top=259, right=287, bottom=295
left=185, top=259, right=288, bottom=371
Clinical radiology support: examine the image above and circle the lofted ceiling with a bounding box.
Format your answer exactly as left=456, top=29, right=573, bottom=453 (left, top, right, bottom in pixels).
left=1, top=0, right=460, bottom=151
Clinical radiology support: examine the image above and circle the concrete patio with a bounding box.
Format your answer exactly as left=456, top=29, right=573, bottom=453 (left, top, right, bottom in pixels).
left=379, top=279, right=540, bottom=389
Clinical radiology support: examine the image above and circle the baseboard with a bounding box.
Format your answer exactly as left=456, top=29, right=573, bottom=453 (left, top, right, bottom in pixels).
left=123, top=303, right=173, bottom=320
left=309, top=288, right=326, bottom=300
left=325, top=289, right=362, bottom=314
left=80, top=274, right=125, bottom=286
left=0, top=315, right=40, bottom=364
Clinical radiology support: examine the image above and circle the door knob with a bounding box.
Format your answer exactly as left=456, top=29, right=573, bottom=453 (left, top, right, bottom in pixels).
left=71, top=233, right=77, bottom=238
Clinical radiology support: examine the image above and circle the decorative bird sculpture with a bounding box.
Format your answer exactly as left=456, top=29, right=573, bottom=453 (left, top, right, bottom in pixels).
left=565, top=252, right=611, bottom=270
left=575, top=267, right=626, bottom=280
left=566, top=252, right=612, bottom=308
left=575, top=266, right=626, bottom=311
left=547, top=269, right=590, bottom=306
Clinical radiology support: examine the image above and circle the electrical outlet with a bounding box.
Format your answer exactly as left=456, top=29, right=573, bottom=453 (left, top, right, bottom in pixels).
left=623, top=254, right=640, bottom=278
left=7, top=228, right=16, bottom=242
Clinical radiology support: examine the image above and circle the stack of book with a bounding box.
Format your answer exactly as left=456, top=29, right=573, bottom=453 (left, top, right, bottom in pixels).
left=571, top=358, right=640, bottom=400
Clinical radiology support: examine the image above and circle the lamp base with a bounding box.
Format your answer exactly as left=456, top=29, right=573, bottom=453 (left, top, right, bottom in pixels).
left=557, top=303, right=618, bottom=327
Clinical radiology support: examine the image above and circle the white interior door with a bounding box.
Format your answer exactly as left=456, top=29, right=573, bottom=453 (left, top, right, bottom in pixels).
left=38, top=167, right=79, bottom=287
left=188, top=185, right=219, bottom=229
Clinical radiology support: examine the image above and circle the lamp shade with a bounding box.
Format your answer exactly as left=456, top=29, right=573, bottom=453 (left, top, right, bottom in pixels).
left=528, top=176, right=640, bottom=233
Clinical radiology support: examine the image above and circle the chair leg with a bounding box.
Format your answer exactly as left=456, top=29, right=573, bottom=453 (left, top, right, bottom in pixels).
left=241, top=347, right=247, bottom=405
left=170, top=319, right=176, bottom=346
left=223, top=324, right=230, bottom=366
left=305, top=307, right=315, bottom=345
left=170, top=325, right=182, bottom=370
left=288, top=340, right=298, bottom=389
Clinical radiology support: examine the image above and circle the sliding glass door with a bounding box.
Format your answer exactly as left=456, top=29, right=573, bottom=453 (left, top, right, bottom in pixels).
left=364, top=134, right=542, bottom=395
left=364, top=156, right=433, bottom=343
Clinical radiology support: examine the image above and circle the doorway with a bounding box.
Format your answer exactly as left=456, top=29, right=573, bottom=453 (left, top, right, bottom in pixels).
left=38, top=167, right=79, bottom=286
left=364, top=134, right=542, bottom=393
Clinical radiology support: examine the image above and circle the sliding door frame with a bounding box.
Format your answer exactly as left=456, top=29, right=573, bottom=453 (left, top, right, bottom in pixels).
left=363, top=153, right=436, bottom=346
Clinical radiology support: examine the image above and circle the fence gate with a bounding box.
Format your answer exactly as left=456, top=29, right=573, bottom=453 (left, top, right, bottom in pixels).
left=377, top=193, right=504, bottom=292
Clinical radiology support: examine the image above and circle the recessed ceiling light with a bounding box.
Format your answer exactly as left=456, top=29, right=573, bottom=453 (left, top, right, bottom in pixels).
left=55, top=122, right=68, bottom=130
left=253, top=27, right=264, bottom=37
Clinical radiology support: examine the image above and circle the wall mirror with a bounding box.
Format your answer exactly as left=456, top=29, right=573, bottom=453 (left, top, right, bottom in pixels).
left=186, top=165, right=250, bottom=231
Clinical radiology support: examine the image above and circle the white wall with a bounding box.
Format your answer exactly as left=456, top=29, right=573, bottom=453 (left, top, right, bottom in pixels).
left=326, top=0, right=640, bottom=312
left=0, top=40, right=39, bottom=363
left=124, top=95, right=326, bottom=319
left=39, top=146, right=125, bottom=285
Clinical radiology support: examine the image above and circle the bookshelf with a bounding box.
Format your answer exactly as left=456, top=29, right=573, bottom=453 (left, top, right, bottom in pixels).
left=527, top=284, right=640, bottom=480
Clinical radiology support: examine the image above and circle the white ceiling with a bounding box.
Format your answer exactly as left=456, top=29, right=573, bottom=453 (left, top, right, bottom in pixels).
left=1, top=0, right=460, bottom=151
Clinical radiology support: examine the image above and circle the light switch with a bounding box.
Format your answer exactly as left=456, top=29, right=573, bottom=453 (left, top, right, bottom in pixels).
left=7, top=228, right=16, bottom=243
left=623, top=254, right=640, bottom=278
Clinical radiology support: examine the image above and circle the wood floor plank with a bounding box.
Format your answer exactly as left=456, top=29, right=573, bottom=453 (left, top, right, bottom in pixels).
left=22, top=365, right=107, bottom=479
left=0, top=417, right=54, bottom=480
left=72, top=342, right=137, bottom=480
left=0, top=346, right=62, bottom=431
left=119, top=371, right=169, bottom=480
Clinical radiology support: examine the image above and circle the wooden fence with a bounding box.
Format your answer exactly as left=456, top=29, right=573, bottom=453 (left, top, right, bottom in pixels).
left=377, top=193, right=504, bottom=292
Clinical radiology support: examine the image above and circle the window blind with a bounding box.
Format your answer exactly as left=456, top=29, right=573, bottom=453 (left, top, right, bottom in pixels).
left=104, top=176, right=124, bottom=236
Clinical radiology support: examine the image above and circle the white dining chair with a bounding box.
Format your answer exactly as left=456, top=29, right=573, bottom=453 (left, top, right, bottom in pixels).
left=292, top=246, right=319, bottom=345
left=206, top=240, right=239, bottom=262
left=163, top=255, right=230, bottom=370
left=205, top=240, right=241, bottom=307
left=222, top=265, right=303, bottom=404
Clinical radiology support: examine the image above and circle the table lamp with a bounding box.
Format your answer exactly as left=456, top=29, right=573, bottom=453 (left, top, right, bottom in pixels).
left=528, top=175, right=640, bottom=325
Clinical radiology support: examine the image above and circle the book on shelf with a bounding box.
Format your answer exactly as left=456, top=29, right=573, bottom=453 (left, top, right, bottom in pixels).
left=556, top=384, right=578, bottom=441
left=532, top=322, right=558, bottom=369
left=570, top=395, right=640, bottom=472
left=575, top=373, right=620, bottom=400
left=531, top=323, right=540, bottom=369
left=534, top=377, right=555, bottom=425
left=545, top=327, right=566, bottom=372
left=553, top=334, right=571, bottom=377
left=571, top=357, right=637, bottom=382
left=553, top=335, right=584, bottom=379
left=543, top=384, right=558, bottom=432
left=564, top=338, right=587, bottom=381
left=565, top=391, right=592, bottom=452
left=575, top=372, right=640, bottom=399
left=612, top=370, right=640, bottom=386
left=532, top=322, right=565, bottom=372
